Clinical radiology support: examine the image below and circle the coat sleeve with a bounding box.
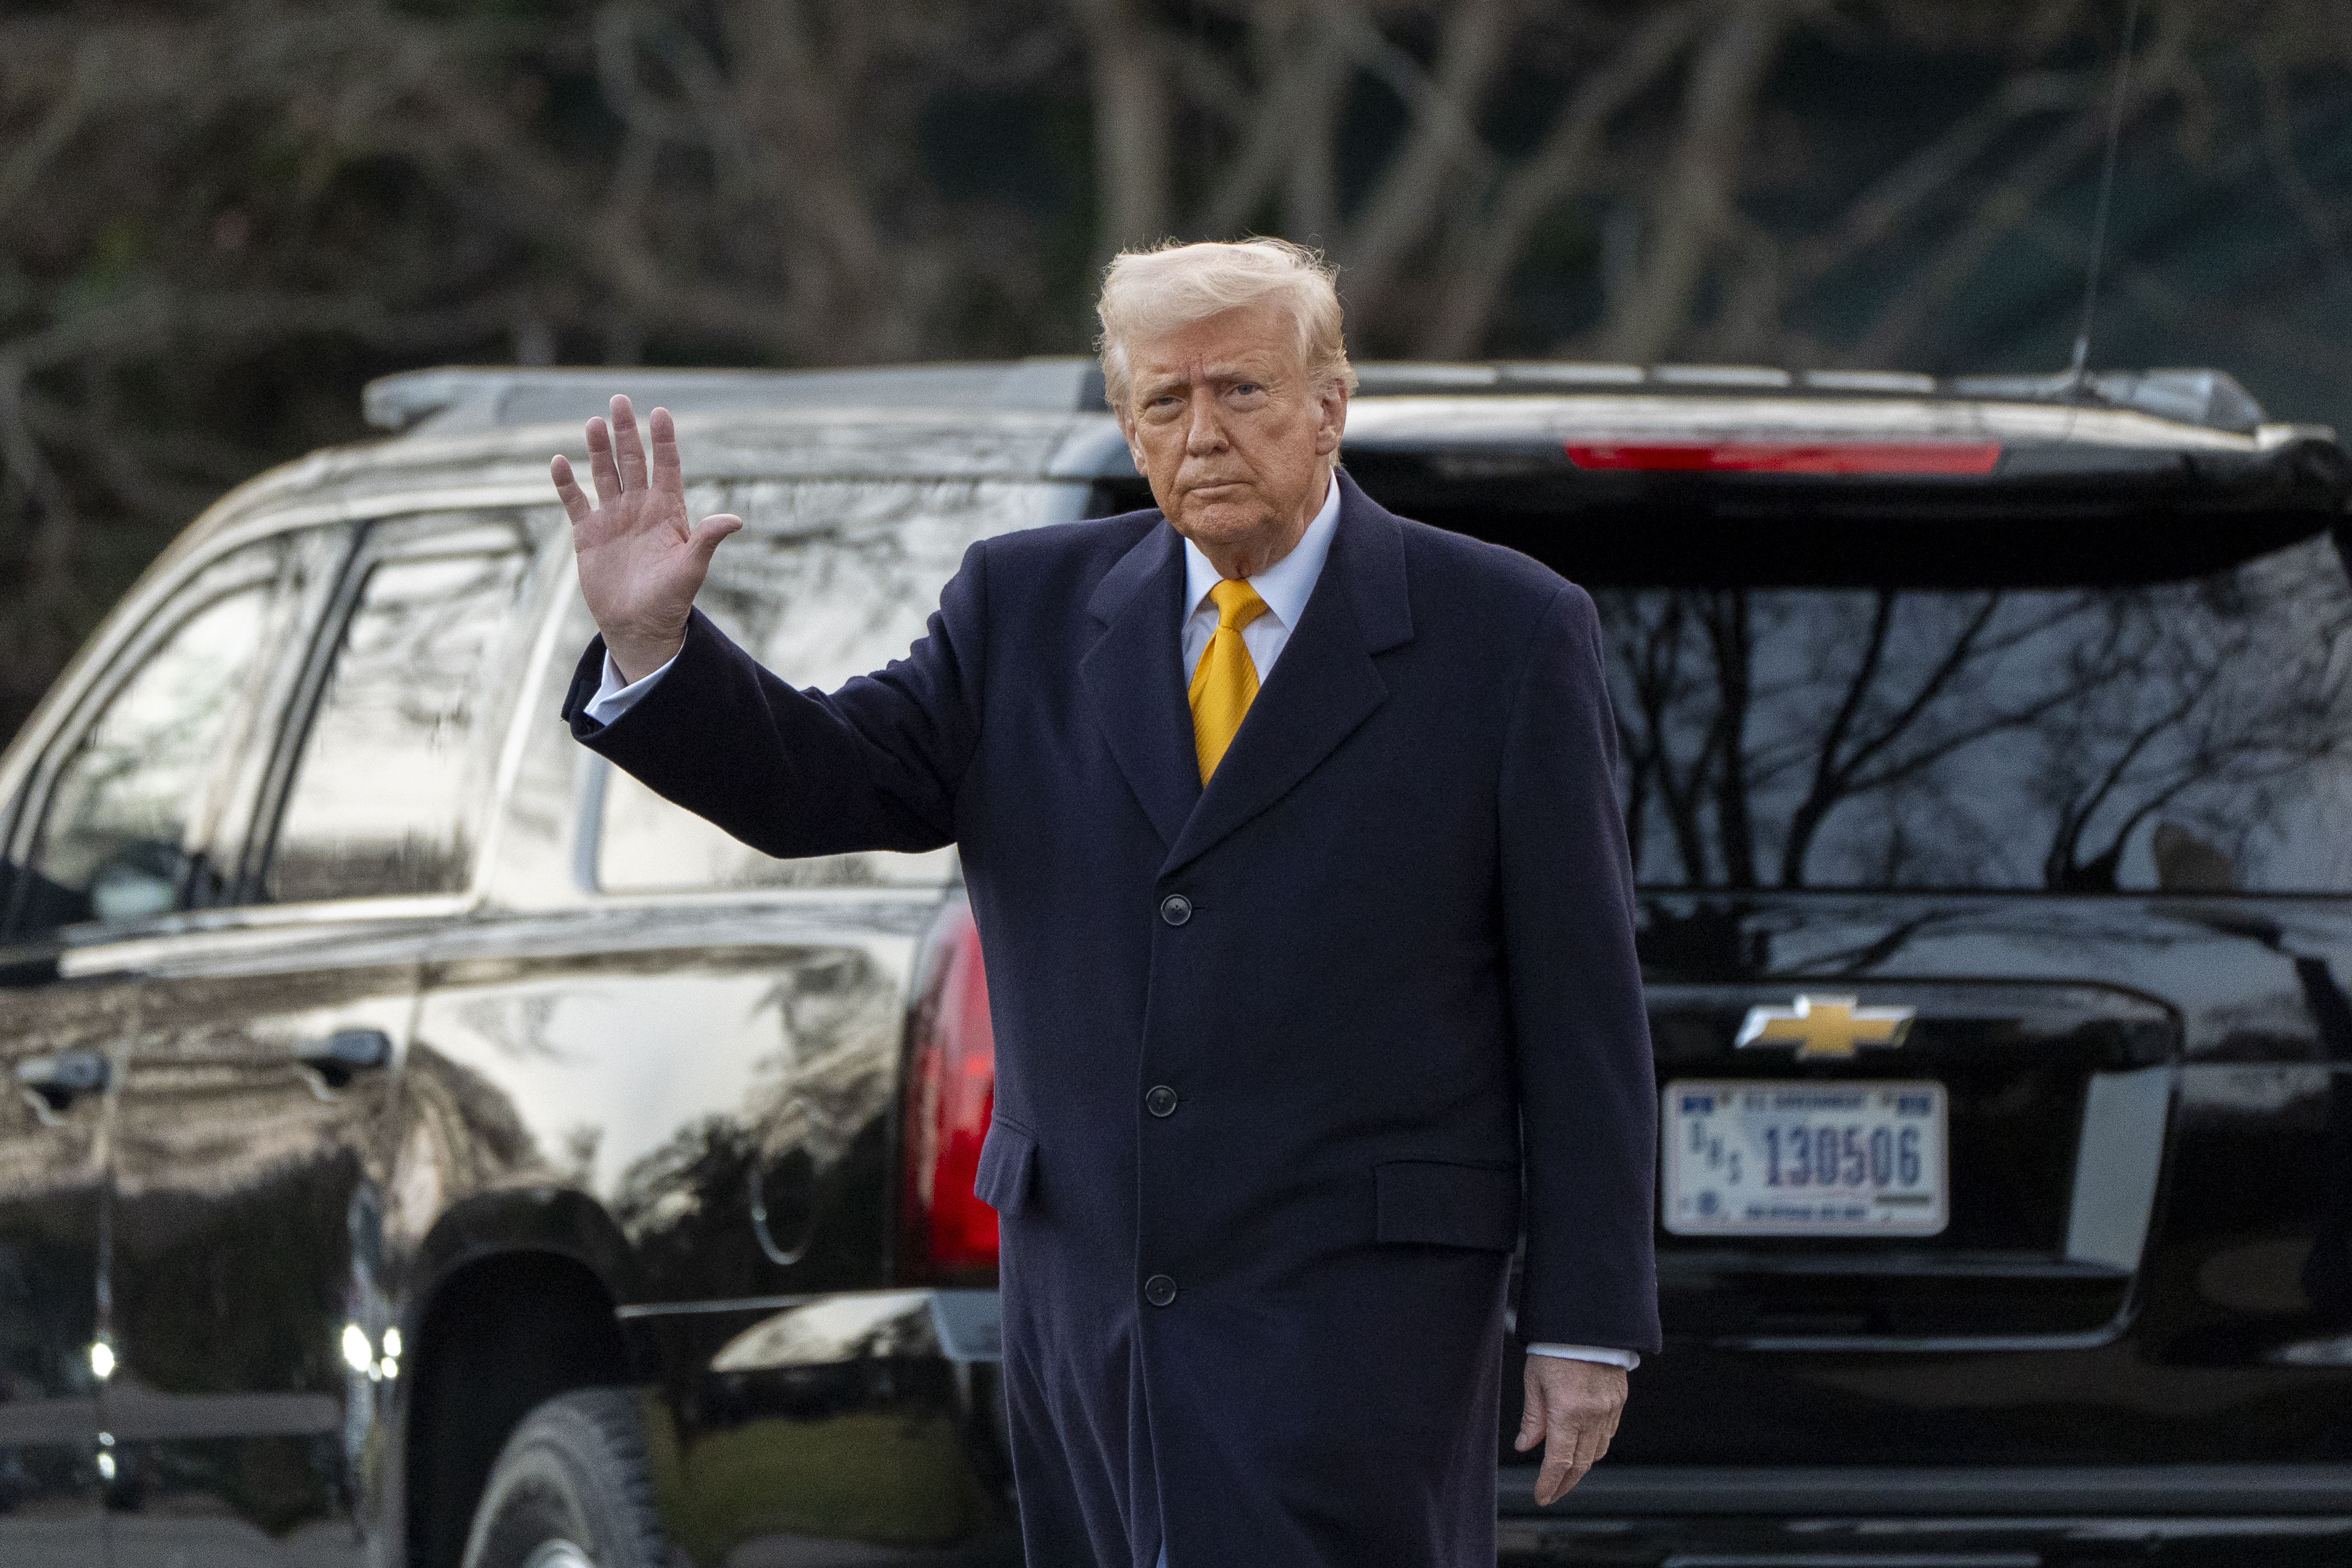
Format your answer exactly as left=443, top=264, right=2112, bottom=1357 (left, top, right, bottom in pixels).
left=1499, top=584, right=1662, bottom=1354
left=557, top=538, right=989, bottom=859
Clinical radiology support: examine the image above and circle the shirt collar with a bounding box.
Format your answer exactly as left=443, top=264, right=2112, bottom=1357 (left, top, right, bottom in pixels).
left=1181, top=470, right=1342, bottom=629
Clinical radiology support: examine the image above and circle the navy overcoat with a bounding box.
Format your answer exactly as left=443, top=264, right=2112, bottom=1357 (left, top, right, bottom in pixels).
left=563, top=472, right=1661, bottom=1567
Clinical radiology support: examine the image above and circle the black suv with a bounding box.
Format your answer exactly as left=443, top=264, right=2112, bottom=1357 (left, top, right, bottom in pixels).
left=0, top=359, right=2347, bottom=1568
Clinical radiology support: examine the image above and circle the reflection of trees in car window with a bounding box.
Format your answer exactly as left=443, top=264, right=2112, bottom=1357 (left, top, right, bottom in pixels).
left=596, top=479, right=1032, bottom=893
left=19, top=543, right=283, bottom=934
left=267, top=519, right=534, bottom=903
left=1601, top=531, right=2352, bottom=892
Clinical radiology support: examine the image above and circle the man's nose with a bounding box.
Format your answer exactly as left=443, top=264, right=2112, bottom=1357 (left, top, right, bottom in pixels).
left=1183, top=389, right=1228, bottom=455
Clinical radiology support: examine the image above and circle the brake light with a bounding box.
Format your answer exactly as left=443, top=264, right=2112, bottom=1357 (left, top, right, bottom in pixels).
left=899, top=899, right=998, bottom=1279
left=1565, top=441, right=2001, bottom=474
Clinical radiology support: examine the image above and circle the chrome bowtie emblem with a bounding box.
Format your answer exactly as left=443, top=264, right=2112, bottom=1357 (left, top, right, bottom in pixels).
left=1734, top=995, right=1916, bottom=1059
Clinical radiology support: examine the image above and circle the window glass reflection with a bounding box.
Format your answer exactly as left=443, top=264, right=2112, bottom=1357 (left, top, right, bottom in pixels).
left=21, top=544, right=283, bottom=934
left=268, top=523, right=533, bottom=903
left=1602, top=530, right=2352, bottom=892
left=594, top=479, right=1042, bottom=893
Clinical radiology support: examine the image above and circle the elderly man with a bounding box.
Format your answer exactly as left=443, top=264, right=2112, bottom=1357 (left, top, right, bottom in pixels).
left=554, top=238, right=1659, bottom=1567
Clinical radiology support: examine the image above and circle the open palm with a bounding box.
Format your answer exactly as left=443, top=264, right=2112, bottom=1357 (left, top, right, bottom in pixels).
left=552, top=394, right=742, bottom=682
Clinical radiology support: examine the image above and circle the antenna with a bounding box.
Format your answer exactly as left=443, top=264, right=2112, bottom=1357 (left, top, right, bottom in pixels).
left=2068, top=0, right=2143, bottom=396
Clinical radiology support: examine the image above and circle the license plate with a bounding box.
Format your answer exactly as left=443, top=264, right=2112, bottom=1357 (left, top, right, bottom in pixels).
left=1662, top=1080, right=1948, bottom=1236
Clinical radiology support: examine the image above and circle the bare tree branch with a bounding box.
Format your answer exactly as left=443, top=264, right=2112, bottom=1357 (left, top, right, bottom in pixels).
left=1193, top=5, right=1354, bottom=241
left=1601, top=0, right=1792, bottom=361
left=1779, top=68, right=2085, bottom=303
left=1849, top=20, right=2183, bottom=365
left=1329, top=0, right=1511, bottom=311
left=1073, top=0, right=1175, bottom=253
left=1419, top=0, right=1707, bottom=357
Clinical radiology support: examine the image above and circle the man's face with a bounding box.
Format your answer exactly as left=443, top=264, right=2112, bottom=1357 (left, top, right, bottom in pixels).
left=1118, top=301, right=1347, bottom=576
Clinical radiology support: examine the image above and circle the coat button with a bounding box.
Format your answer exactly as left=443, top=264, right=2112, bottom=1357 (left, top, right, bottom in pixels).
left=1159, top=894, right=1192, bottom=926
left=1144, top=1274, right=1178, bottom=1307
left=1146, top=1085, right=1178, bottom=1117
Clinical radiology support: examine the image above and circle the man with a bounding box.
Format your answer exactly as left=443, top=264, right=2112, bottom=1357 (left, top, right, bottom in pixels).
left=554, top=238, right=1659, bottom=1567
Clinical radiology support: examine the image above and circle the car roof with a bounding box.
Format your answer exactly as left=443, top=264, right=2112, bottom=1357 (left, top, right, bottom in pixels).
left=156, top=357, right=2347, bottom=575
left=360, top=357, right=2305, bottom=440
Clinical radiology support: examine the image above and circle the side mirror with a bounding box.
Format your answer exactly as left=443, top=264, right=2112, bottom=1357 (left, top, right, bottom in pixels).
left=295, top=1028, right=394, bottom=1092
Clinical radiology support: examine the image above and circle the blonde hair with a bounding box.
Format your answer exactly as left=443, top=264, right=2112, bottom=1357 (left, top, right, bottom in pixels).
left=1096, top=238, right=1358, bottom=412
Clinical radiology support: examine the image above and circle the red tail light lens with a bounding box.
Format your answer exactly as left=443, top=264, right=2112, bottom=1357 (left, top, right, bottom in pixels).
left=899, top=898, right=998, bottom=1280
left=1566, top=441, right=2001, bottom=474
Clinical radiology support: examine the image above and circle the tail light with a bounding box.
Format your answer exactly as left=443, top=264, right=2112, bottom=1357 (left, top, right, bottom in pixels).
left=899, top=897, right=999, bottom=1281
left=1566, top=441, right=2002, bottom=474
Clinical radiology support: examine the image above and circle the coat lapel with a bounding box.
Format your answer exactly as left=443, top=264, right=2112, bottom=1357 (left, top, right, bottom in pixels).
left=1081, top=521, right=1200, bottom=850
left=1161, top=472, right=1414, bottom=878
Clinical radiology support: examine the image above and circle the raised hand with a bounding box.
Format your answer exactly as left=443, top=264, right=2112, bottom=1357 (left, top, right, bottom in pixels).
left=553, top=395, right=743, bottom=682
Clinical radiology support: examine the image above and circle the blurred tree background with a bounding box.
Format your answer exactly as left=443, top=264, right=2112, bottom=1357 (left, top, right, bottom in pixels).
left=2, top=0, right=2348, bottom=742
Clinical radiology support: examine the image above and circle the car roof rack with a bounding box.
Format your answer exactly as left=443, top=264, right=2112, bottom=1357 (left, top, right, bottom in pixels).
left=365, top=358, right=2277, bottom=438
left=362, top=359, right=1112, bottom=434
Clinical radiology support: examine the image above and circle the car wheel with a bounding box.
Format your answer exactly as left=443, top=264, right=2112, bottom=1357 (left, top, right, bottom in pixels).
left=460, top=1388, right=667, bottom=1568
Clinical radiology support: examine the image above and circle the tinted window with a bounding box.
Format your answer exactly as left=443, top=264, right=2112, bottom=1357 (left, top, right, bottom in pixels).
left=267, top=514, right=535, bottom=903
left=594, top=479, right=1051, bottom=892
left=13, top=544, right=285, bottom=934
left=1599, top=529, right=2352, bottom=892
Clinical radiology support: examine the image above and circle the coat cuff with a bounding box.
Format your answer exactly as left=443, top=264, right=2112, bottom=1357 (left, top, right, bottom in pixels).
left=584, top=646, right=681, bottom=727
left=561, top=611, right=713, bottom=740
left=1526, top=1342, right=1641, bottom=1370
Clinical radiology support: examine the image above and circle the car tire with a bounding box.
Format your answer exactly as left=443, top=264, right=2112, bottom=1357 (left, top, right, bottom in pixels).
left=459, top=1388, right=667, bottom=1568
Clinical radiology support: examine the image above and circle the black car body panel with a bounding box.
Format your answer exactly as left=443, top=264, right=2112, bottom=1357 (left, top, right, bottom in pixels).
left=0, top=971, right=118, bottom=1567
left=2, top=358, right=2349, bottom=1566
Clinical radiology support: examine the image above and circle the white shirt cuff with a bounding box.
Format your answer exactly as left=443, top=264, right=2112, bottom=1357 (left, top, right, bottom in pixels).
left=583, top=647, right=680, bottom=727
left=1527, top=1342, right=1640, bottom=1370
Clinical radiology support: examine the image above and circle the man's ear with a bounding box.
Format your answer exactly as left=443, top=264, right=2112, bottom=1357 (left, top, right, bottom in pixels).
left=1315, top=387, right=1348, bottom=457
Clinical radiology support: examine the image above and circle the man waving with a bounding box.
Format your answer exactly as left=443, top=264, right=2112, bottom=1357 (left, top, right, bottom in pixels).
left=557, top=238, right=1660, bottom=1566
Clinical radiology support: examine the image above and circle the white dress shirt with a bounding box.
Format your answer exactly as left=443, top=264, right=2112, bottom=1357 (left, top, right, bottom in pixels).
left=583, top=474, right=1637, bottom=1371
left=1178, top=467, right=1341, bottom=684
left=586, top=625, right=682, bottom=725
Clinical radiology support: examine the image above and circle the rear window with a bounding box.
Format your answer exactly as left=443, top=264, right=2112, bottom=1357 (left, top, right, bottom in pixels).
left=1575, top=526, right=2352, bottom=893
left=1095, top=464, right=2352, bottom=895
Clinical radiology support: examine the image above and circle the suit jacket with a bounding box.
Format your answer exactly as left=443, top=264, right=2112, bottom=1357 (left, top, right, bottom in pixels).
left=563, top=471, right=1661, bottom=1567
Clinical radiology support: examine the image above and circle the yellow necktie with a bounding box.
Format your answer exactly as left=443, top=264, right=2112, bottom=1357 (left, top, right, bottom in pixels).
left=1190, top=578, right=1269, bottom=782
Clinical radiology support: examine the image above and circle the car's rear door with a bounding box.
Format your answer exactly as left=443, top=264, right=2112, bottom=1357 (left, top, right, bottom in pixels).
left=100, top=506, right=551, bottom=1566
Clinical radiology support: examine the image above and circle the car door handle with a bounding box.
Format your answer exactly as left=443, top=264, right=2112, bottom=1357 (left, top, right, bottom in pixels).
left=294, top=1029, right=394, bottom=1091
left=17, top=1051, right=110, bottom=1119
